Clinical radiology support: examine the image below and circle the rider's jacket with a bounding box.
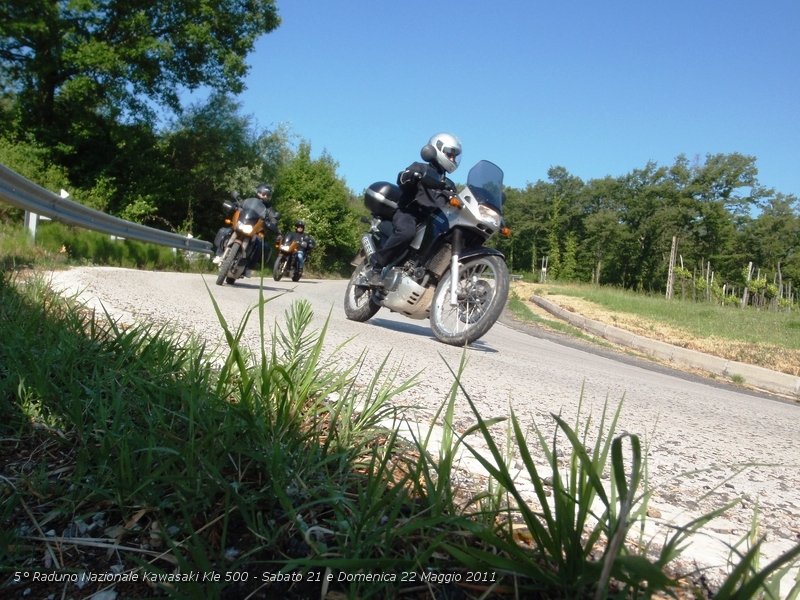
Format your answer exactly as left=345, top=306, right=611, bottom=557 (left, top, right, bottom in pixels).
left=283, top=231, right=315, bottom=250
left=396, top=161, right=455, bottom=213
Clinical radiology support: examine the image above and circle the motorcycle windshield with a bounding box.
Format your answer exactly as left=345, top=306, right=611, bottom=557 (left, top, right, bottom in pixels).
left=240, top=197, right=267, bottom=222
left=465, top=160, right=504, bottom=213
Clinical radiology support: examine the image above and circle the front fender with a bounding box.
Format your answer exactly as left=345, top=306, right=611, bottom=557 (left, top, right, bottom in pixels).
left=458, top=247, right=506, bottom=262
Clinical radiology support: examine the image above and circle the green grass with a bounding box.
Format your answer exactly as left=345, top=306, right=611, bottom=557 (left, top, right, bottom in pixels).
left=535, top=282, right=800, bottom=350
left=0, top=221, right=214, bottom=273
left=1, top=270, right=799, bottom=599
left=506, top=292, right=612, bottom=343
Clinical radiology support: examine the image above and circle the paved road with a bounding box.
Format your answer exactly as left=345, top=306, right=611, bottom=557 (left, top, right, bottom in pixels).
left=49, top=266, right=800, bottom=578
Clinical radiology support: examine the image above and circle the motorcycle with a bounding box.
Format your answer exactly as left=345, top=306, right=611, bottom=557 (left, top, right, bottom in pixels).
left=214, top=195, right=278, bottom=286
left=344, top=159, right=511, bottom=346
left=272, top=234, right=303, bottom=282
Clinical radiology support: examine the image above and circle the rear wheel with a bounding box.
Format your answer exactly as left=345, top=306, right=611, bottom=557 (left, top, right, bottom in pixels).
left=344, top=264, right=381, bottom=322
left=215, top=243, right=240, bottom=286
left=430, top=255, right=509, bottom=345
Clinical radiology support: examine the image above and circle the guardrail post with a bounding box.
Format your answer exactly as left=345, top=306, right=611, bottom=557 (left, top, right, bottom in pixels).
left=24, top=210, right=38, bottom=239
left=23, top=209, right=54, bottom=241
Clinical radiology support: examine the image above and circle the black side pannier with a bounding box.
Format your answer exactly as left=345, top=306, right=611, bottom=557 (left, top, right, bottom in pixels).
left=364, top=182, right=402, bottom=218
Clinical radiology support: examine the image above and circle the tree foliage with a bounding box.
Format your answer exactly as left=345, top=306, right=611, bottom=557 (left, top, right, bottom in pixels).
left=502, top=154, right=800, bottom=294
left=1, top=0, right=279, bottom=129
left=0, top=0, right=280, bottom=216
left=274, top=143, right=361, bottom=274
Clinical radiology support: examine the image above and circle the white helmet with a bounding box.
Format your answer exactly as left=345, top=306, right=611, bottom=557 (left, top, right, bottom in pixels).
left=427, top=132, right=462, bottom=174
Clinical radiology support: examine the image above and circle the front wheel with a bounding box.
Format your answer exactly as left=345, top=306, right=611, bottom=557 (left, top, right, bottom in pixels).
left=273, top=255, right=286, bottom=281
left=430, top=255, right=509, bottom=345
left=344, top=264, right=381, bottom=322
left=215, top=243, right=240, bottom=286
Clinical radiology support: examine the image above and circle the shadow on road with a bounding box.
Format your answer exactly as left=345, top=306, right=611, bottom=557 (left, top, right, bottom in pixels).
left=368, top=318, right=499, bottom=353
left=369, top=318, right=432, bottom=338
left=217, top=281, right=286, bottom=293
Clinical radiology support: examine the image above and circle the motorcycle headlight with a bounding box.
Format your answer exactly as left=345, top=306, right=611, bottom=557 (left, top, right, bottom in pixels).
left=237, top=223, right=254, bottom=234
left=281, top=244, right=292, bottom=252
left=478, top=205, right=502, bottom=229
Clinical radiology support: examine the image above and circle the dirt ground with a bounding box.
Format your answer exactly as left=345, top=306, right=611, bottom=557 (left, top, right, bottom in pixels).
left=510, top=282, right=800, bottom=377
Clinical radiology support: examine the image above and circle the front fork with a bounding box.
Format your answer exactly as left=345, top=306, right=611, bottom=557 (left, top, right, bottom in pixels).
left=449, top=229, right=463, bottom=306
left=223, top=234, right=249, bottom=265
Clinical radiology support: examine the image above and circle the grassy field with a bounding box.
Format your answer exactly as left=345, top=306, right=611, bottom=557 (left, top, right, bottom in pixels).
left=510, top=280, right=800, bottom=376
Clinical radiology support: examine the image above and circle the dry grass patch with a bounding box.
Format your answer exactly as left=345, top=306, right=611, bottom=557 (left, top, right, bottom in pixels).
left=511, top=282, right=800, bottom=377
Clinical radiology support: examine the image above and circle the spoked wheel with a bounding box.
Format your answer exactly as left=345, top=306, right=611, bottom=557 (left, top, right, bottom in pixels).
left=343, top=264, right=381, bottom=322
left=430, top=255, right=509, bottom=345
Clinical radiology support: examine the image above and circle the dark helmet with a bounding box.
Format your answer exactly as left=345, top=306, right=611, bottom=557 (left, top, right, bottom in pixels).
left=256, top=183, right=273, bottom=203
left=294, top=220, right=305, bottom=230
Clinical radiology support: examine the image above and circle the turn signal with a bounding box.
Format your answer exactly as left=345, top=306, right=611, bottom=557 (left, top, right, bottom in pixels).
left=501, top=226, right=511, bottom=237
left=224, top=219, right=232, bottom=225
left=449, top=197, right=463, bottom=209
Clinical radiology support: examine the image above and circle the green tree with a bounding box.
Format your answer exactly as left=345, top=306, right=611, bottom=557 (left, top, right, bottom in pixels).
left=275, top=143, right=360, bottom=273
left=685, top=153, right=768, bottom=217
left=561, top=232, right=578, bottom=281
left=0, top=0, right=280, bottom=222
left=1, top=0, right=279, bottom=135
left=502, top=183, right=550, bottom=273
left=580, top=176, right=629, bottom=284
left=546, top=195, right=563, bottom=280
left=676, top=153, right=764, bottom=281
left=158, top=93, right=272, bottom=236
left=741, top=193, right=800, bottom=287
left=615, top=162, right=677, bottom=289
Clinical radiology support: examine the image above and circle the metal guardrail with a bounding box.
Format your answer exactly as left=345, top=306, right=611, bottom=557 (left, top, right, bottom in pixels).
left=0, top=164, right=213, bottom=254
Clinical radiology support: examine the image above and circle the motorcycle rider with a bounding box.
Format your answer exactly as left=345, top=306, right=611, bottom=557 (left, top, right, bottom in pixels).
left=367, top=133, right=461, bottom=286
left=213, top=183, right=278, bottom=275
left=281, top=220, right=316, bottom=276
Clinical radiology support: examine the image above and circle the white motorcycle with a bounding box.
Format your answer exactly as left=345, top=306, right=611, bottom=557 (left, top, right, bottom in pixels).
left=344, top=159, right=510, bottom=346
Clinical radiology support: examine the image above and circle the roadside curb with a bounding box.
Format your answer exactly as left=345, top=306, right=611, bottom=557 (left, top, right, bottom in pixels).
left=530, top=295, right=800, bottom=400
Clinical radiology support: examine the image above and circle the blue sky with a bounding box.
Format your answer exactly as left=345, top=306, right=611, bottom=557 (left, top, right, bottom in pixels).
left=230, top=1, right=799, bottom=199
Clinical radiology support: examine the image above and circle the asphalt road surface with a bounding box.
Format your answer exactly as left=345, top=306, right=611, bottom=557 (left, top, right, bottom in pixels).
left=48, top=266, right=800, bottom=582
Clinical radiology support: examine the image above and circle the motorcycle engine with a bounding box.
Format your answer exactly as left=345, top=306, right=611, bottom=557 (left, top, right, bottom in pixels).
left=381, top=271, right=431, bottom=319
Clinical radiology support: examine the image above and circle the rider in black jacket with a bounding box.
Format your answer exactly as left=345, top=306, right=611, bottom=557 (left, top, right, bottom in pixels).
left=213, top=183, right=278, bottom=275
left=282, top=220, right=315, bottom=275
left=367, top=133, right=461, bottom=285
